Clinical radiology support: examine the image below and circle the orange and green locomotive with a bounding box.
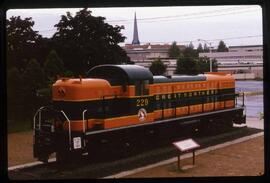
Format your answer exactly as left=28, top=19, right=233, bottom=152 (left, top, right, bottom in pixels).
left=33, top=64, right=246, bottom=162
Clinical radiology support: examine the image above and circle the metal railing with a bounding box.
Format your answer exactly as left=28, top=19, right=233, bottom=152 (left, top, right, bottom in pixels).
left=60, top=110, right=72, bottom=151
left=82, top=109, right=88, bottom=147
left=33, top=106, right=73, bottom=151
left=33, top=106, right=52, bottom=135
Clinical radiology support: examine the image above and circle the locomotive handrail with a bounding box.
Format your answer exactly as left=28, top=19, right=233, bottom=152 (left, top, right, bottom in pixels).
left=82, top=109, right=87, bottom=133
left=60, top=110, right=72, bottom=151
left=86, top=106, right=246, bottom=136
left=33, top=106, right=54, bottom=131
left=82, top=109, right=88, bottom=148
left=33, top=106, right=45, bottom=131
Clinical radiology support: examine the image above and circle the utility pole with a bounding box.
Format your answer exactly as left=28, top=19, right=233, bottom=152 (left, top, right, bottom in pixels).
left=198, top=39, right=213, bottom=72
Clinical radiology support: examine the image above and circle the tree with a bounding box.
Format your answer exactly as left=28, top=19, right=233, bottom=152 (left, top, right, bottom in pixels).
left=197, top=43, right=203, bottom=53
left=188, top=42, right=194, bottom=49
left=183, top=42, right=197, bottom=58
left=197, top=57, right=218, bottom=73
left=6, top=16, right=40, bottom=70
left=7, top=68, right=24, bottom=120
left=211, top=58, right=218, bottom=72
left=198, top=57, right=210, bottom=73
left=22, top=58, right=46, bottom=117
left=23, top=58, right=46, bottom=96
left=149, top=58, right=167, bottom=75
left=203, top=43, right=210, bottom=53
left=168, top=41, right=181, bottom=58
left=217, top=40, right=228, bottom=52
left=44, top=50, right=65, bottom=80
left=175, top=56, right=199, bottom=75
left=52, top=8, right=129, bottom=75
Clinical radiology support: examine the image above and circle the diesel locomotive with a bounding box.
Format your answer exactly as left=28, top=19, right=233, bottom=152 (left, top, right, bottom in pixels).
left=33, top=64, right=246, bottom=163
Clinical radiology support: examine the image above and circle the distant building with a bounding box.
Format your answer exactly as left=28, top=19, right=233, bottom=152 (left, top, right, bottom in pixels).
left=199, top=45, right=263, bottom=65
left=199, top=45, right=263, bottom=78
left=122, top=12, right=185, bottom=75
left=123, top=43, right=185, bottom=75
left=124, top=43, right=185, bottom=61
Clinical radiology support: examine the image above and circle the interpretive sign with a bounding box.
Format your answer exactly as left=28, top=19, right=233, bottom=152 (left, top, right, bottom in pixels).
left=173, top=138, right=200, bottom=170
left=173, top=138, right=200, bottom=152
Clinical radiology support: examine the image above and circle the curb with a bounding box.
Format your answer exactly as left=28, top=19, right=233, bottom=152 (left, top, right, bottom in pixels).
left=8, top=158, right=56, bottom=171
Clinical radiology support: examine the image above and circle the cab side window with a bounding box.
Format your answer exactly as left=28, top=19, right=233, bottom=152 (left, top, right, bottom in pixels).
left=135, top=80, right=149, bottom=96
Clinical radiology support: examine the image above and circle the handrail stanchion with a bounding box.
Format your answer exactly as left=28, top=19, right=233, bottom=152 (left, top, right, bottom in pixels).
left=82, top=110, right=87, bottom=134
left=39, top=111, right=41, bottom=130
left=82, top=110, right=87, bottom=147
left=33, top=106, right=46, bottom=132
left=60, top=111, right=72, bottom=151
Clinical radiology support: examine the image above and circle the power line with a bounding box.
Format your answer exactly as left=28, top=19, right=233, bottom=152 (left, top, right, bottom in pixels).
left=36, top=6, right=260, bottom=33
left=138, top=9, right=260, bottom=24
left=107, top=6, right=260, bottom=23
left=139, top=35, right=262, bottom=45
left=205, top=35, right=262, bottom=42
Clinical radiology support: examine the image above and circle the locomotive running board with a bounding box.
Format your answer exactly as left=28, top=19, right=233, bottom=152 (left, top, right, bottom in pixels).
left=85, top=107, right=245, bottom=136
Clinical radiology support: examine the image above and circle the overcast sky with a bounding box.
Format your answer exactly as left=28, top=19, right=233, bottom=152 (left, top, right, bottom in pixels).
left=7, top=5, right=263, bottom=47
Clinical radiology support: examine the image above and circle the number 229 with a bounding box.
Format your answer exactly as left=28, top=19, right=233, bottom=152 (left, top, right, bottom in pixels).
left=136, top=98, right=149, bottom=107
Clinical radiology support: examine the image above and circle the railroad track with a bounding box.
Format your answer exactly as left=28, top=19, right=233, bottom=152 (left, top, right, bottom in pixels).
left=8, top=126, right=262, bottom=180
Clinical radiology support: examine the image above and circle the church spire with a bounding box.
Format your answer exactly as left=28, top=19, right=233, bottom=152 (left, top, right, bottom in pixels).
left=132, top=12, right=140, bottom=45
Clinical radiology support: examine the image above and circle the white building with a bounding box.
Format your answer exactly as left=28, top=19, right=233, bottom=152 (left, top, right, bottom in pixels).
left=199, top=45, right=263, bottom=78
left=199, top=45, right=263, bottom=65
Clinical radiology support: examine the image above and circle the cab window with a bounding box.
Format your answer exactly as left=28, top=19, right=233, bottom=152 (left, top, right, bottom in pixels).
left=135, top=80, right=149, bottom=96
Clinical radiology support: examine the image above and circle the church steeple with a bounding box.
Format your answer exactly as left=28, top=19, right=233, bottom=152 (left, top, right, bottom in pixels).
left=132, top=12, right=140, bottom=45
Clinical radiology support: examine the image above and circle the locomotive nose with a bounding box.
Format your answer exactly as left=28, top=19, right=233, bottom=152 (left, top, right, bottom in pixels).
left=57, top=87, right=66, bottom=97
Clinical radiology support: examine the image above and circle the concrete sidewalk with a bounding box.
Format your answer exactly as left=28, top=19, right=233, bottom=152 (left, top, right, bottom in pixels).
left=120, top=134, right=264, bottom=178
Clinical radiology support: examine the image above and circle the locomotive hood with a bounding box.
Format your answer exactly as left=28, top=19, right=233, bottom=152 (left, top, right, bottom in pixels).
left=52, top=78, right=111, bottom=101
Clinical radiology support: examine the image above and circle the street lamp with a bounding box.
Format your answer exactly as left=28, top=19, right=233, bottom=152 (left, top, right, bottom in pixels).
left=198, top=39, right=213, bottom=72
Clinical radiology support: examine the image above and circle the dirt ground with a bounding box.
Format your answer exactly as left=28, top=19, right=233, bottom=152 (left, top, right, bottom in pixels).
left=124, top=136, right=264, bottom=178
left=8, top=131, right=35, bottom=167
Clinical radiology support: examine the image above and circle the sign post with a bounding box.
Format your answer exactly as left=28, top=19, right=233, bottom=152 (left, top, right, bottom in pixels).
left=173, top=138, right=200, bottom=170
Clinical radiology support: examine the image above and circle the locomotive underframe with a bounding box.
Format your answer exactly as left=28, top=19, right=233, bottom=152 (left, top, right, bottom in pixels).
left=33, top=106, right=246, bottom=163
